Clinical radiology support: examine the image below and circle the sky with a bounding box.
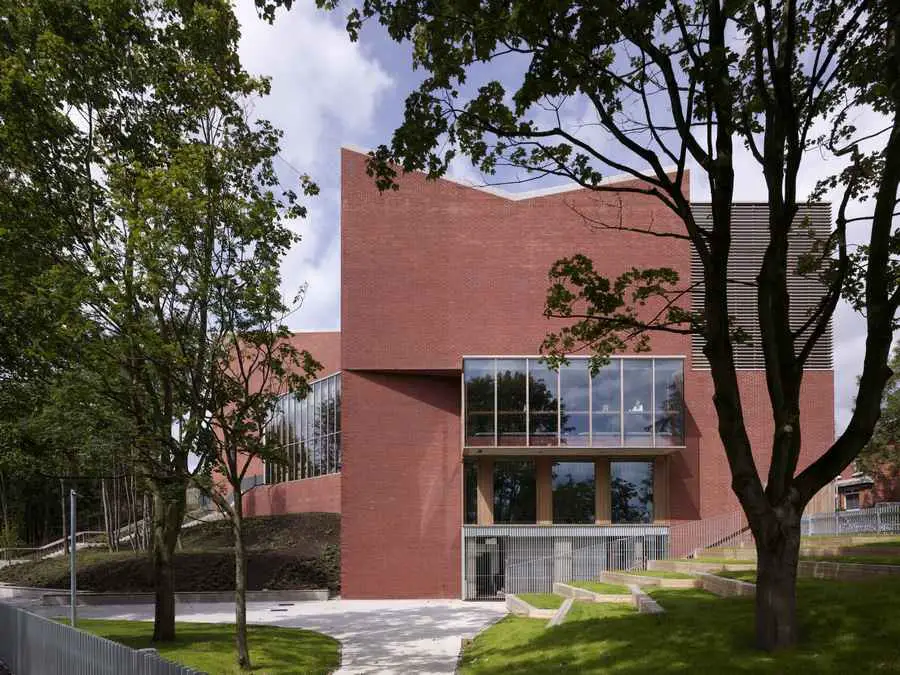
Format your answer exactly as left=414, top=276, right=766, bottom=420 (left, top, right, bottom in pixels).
left=234, top=0, right=890, bottom=439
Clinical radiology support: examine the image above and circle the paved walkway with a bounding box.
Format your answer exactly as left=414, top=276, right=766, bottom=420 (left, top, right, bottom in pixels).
left=51, top=599, right=507, bottom=674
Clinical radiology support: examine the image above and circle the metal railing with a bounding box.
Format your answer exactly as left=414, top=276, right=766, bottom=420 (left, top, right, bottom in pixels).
left=0, top=602, right=204, bottom=675
left=802, top=502, right=900, bottom=536
left=668, top=510, right=751, bottom=558
left=0, top=531, right=107, bottom=564
left=461, top=524, right=668, bottom=600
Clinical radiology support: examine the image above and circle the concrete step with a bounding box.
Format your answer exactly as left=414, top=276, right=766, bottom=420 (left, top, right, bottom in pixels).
left=696, top=547, right=757, bottom=561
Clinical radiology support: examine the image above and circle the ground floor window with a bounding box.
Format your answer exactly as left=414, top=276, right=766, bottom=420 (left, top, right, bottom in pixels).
left=844, top=492, right=860, bottom=510
left=611, top=461, right=654, bottom=524
left=493, top=460, right=536, bottom=523
left=464, top=460, right=478, bottom=524
left=552, top=461, right=595, bottom=523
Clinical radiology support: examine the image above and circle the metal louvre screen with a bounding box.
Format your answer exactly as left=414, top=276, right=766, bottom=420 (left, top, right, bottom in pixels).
left=690, top=203, right=833, bottom=370
left=461, top=525, right=669, bottom=600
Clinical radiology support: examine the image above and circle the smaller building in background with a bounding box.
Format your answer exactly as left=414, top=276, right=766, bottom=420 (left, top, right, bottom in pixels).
left=837, top=460, right=900, bottom=510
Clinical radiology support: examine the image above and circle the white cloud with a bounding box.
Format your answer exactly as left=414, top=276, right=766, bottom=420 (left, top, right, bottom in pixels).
left=236, top=1, right=393, bottom=331
left=236, top=1, right=393, bottom=172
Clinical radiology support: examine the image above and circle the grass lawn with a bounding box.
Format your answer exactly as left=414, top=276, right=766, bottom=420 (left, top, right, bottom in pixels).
left=623, top=569, right=696, bottom=580
left=714, top=569, right=758, bottom=583
left=518, top=593, right=564, bottom=609
left=459, top=578, right=900, bottom=673
left=68, top=619, right=340, bottom=674
left=569, top=580, right=631, bottom=595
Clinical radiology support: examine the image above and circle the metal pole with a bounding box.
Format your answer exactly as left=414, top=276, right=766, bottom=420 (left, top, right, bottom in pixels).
left=70, top=488, right=76, bottom=628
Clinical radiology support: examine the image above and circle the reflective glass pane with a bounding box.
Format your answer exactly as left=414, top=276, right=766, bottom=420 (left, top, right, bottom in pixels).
left=334, top=433, right=342, bottom=472
left=654, top=359, right=684, bottom=446
left=611, top=461, right=654, bottom=523
left=560, top=361, right=590, bottom=446
left=496, top=359, right=527, bottom=446
left=552, top=461, right=595, bottom=523
left=464, top=460, right=477, bottom=525
left=493, top=460, right=536, bottom=523
left=528, top=359, right=558, bottom=446
left=464, top=359, right=495, bottom=446
left=591, top=360, right=621, bottom=447
left=335, top=375, right=341, bottom=433
left=623, top=361, right=653, bottom=445
left=327, top=377, right=335, bottom=437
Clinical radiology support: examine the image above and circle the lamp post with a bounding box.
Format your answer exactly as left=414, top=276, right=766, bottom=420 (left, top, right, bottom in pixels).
left=69, top=488, right=76, bottom=628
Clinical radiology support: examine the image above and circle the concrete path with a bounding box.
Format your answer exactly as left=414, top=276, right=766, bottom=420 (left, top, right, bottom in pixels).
left=45, top=599, right=507, bottom=674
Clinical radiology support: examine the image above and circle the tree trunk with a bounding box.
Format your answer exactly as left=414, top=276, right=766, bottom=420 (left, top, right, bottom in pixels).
left=754, top=510, right=802, bottom=651
left=150, top=479, right=187, bottom=642
left=233, top=491, right=251, bottom=670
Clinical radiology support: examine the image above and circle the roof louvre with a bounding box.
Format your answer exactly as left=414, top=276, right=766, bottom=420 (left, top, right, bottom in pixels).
left=690, top=203, right=834, bottom=370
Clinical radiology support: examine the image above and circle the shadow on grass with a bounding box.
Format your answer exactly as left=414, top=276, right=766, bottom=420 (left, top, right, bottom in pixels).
left=459, top=580, right=900, bottom=674
left=75, top=620, right=340, bottom=674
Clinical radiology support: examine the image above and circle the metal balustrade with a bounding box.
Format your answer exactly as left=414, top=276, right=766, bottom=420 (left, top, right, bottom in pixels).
left=0, top=602, right=204, bottom=675
left=801, top=503, right=900, bottom=536
left=0, top=531, right=107, bottom=564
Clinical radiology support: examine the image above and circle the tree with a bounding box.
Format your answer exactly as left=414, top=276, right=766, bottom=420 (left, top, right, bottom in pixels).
left=858, top=344, right=900, bottom=481
left=196, top=318, right=320, bottom=670
left=263, top=0, right=900, bottom=650
left=1, top=0, right=316, bottom=646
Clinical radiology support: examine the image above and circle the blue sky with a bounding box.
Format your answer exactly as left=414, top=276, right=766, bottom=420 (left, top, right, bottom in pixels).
left=235, top=0, right=882, bottom=439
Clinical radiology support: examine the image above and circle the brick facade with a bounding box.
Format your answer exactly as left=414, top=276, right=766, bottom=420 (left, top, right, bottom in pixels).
left=338, top=147, right=834, bottom=598
left=241, top=330, right=342, bottom=517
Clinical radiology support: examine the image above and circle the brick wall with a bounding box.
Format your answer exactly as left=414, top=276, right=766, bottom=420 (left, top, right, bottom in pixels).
left=340, top=370, right=462, bottom=598
left=339, top=147, right=835, bottom=598
left=235, top=331, right=342, bottom=512
left=243, top=474, right=341, bottom=516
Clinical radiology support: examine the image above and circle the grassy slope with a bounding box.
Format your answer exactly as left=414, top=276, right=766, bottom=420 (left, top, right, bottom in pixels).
left=518, top=593, right=564, bottom=609
left=460, top=579, right=900, bottom=674
left=71, top=619, right=340, bottom=675
left=0, top=513, right=340, bottom=593
left=569, top=580, right=631, bottom=595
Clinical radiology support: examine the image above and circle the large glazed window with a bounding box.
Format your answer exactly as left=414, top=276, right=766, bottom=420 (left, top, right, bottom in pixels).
left=560, top=361, right=590, bottom=446
left=528, top=360, right=559, bottom=446
left=591, top=361, right=621, bottom=447
left=552, top=461, right=595, bottom=524
left=496, top=359, right=527, bottom=446
left=493, top=460, right=536, bottom=523
left=465, top=360, right=495, bottom=446
left=464, top=460, right=478, bottom=524
left=463, top=357, right=684, bottom=448
left=654, top=359, right=685, bottom=446
left=610, top=461, right=653, bottom=524
left=264, top=372, right=341, bottom=485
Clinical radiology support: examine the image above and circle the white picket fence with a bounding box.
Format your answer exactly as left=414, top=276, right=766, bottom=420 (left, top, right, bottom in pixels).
left=801, top=502, right=900, bottom=537
left=0, top=603, right=204, bottom=675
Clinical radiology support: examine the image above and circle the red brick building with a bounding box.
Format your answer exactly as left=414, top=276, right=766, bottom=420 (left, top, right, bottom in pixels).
left=242, top=147, right=835, bottom=599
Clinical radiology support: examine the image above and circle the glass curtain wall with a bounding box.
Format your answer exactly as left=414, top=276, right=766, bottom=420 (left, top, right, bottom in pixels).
left=264, top=372, right=342, bottom=484
left=463, top=357, right=684, bottom=448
